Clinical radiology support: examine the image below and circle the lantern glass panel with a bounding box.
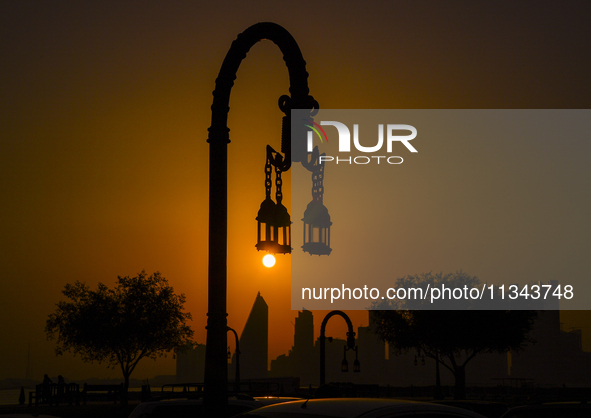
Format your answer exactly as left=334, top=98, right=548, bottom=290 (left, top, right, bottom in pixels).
left=354, top=359, right=360, bottom=373
left=279, top=226, right=289, bottom=246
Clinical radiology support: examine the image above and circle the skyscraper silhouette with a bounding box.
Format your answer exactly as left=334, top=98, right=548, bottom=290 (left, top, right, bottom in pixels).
left=176, top=343, right=206, bottom=383
left=236, top=292, right=268, bottom=379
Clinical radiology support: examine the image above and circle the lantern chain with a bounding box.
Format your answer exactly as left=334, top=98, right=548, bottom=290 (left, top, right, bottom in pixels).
left=275, top=165, right=283, bottom=204
left=265, top=155, right=273, bottom=200
left=265, top=145, right=287, bottom=203
left=311, top=153, right=325, bottom=203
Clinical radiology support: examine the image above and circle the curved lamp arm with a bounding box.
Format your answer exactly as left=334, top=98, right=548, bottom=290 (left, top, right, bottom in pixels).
left=208, top=22, right=318, bottom=170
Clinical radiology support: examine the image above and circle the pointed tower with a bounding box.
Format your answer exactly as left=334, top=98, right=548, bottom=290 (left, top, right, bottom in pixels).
left=238, top=292, right=268, bottom=379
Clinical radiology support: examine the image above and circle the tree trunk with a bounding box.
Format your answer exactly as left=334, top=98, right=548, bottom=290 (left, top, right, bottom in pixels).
left=453, top=364, right=466, bottom=400
left=122, top=373, right=129, bottom=405
left=434, top=351, right=443, bottom=400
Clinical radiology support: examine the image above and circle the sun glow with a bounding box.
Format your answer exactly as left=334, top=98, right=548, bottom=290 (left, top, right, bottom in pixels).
left=262, top=254, right=276, bottom=268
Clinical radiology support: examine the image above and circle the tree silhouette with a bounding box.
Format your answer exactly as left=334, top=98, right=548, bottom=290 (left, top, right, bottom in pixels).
left=371, top=271, right=537, bottom=399
left=46, top=271, right=194, bottom=399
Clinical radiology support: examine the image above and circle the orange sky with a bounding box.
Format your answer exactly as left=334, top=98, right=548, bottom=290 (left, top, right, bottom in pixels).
left=1, top=1, right=590, bottom=382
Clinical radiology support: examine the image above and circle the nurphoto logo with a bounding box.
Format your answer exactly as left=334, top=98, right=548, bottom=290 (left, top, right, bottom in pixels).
left=305, top=120, right=418, bottom=165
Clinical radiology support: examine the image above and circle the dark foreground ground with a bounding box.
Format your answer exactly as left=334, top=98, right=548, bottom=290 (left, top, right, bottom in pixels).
left=0, top=401, right=140, bottom=418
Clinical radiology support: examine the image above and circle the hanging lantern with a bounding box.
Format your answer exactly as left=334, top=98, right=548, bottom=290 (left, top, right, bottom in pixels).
left=273, top=200, right=292, bottom=254
left=256, top=197, right=292, bottom=254
left=302, top=199, right=332, bottom=255
left=256, top=197, right=279, bottom=253
left=301, top=147, right=332, bottom=256
left=256, top=147, right=291, bottom=254
left=341, top=347, right=349, bottom=373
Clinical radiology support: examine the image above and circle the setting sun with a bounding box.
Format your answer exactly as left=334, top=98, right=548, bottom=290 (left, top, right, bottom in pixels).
left=262, top=254, right=276, bottom=268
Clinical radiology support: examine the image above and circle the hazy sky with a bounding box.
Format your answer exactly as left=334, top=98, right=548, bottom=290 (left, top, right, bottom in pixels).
left=1, top=0, right=590, bottom=381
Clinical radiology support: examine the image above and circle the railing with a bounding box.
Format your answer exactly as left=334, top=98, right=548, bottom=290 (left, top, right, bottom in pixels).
left=159, top=383, right=204, bottom=398
left=29, top=383, right=80, bottom=406
left=81, top=383, right=124, bottom=404
left=156, top=378, right=300, bottom=400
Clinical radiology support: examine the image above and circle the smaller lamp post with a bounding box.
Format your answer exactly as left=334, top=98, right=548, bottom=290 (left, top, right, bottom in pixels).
left=227, top=327, right=240, bottom=393
left=319, top=310, right=360, bottom=385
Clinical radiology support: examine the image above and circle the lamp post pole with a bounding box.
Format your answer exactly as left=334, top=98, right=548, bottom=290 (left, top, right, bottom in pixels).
left=319, top=310, right=359, bottom=386
left=205, top=22, right=317, bottom=408
left=227, top=327, right=240, bottom=393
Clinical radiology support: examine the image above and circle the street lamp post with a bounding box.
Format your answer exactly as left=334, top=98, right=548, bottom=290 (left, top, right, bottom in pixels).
left=319, top=310, right=360, bottom=386
left=227, top=327, right=240, bottom=393
left=205, top=22, right=318, bottom=408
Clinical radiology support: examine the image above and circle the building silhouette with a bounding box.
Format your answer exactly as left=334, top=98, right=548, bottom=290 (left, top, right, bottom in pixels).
left=295, top=310, right=314, bottom=356
left=510, top=309, right=591, bottom=386
left=231, top=292, right=268, bottom=380
left=176, top=343, right=206, bottom=383
left=270, top=309, right=320, bottom=384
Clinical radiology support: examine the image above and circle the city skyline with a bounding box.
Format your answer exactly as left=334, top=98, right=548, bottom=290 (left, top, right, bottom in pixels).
left=180, top=306, right=591, bottom=389
left=6, top=301, right=591, bottom=391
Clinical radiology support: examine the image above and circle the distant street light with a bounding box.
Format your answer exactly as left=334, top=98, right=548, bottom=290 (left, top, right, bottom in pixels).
left=227, top=327, right=240, bottom=393
left=319, top=310, right=360, bottom=385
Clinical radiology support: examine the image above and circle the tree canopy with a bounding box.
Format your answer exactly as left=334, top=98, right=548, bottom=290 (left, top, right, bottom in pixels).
left=46, top=271, right=194, bottom=394
left=371, top=271, right=538, bottom=399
